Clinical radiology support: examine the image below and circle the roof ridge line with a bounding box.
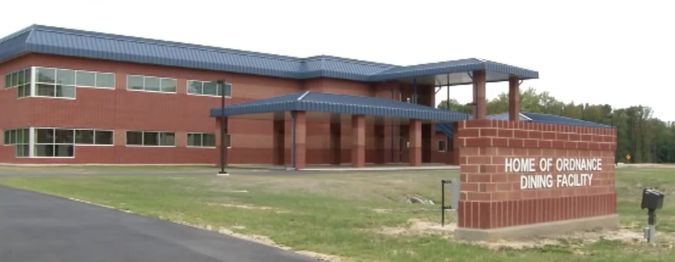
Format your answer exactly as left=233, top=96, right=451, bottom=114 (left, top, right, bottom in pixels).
left=30, top=25, right=305, bottom=63
left=303, top=55, right=399, bottom=68
left=0, top=24, right=35, bottom=45
left=297, top=91, right=310, bottom=101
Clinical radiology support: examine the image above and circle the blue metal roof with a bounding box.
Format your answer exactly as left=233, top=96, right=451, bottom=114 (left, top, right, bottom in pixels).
left=371, top=58, right=538, bottom=82
left=435, top=112, right=609, bottom=137
left=435, top=123, right=455, bottom=138
left=487, top=112, right=611, bottom=128
left=0, top=25, right=538, bottom=83
left=210, top=91, right=470, bottom=122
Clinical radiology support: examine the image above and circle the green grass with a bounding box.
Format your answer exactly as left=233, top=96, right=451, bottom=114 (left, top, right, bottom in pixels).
left=0, top=167, right=674, bottom=261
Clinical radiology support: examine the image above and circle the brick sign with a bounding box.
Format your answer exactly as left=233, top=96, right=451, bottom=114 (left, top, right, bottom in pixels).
left=454, top=119, right=617, bottom=241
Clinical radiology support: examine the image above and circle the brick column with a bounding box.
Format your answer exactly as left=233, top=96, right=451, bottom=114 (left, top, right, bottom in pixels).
left=375, top=119, right=387, bottom=164
left=351, top=115, right=366, bottom=167
left=508, top=76, right=520, bottom=121
left=292, top=111, right=306, bottom=170
left=273, top=113, right=285, bottom=165
left=330, top=114, right=342, bottom=165
left=473, top=70, right=487, bottom=120
left=409, top=119, right=422, bottom=166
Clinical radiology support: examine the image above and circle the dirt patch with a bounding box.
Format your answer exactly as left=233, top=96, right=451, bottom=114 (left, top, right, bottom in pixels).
left=176, top=221, right=347, bottom=262
left=378, top=218, right=455, bottom=237
left=474, top=228, right=675, bottom=250
left=68, top=197, right=135, bottom=214
left=377, top=217, right=675, bottom=251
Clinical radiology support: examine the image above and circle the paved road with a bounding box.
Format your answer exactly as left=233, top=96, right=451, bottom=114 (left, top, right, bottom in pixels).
left=0, top=186, right=314, bottom=262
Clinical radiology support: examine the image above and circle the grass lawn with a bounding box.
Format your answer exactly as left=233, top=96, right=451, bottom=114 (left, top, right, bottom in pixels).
left=0, top=166, right=674, bottom=261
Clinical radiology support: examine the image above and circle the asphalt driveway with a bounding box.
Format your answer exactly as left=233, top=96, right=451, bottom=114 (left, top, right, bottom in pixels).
left=0, top=186, right=314, bottom=262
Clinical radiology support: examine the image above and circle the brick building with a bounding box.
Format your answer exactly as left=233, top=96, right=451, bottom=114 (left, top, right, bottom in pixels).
left=0, top=25, right=539, bottom=167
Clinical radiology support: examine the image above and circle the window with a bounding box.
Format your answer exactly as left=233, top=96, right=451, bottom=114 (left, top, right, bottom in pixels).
left=75, top=129, right=113, bottom=145
left=73, top=69, right=115, bottom=88
left=96, top=73, right=115, bottom=88
left=126, top=131, right=143, bottom=145
left=187, top=133, right=216, bottom=147
left=95, top=130, right=114, bottom=145
left=35, top=67, right=76, bottom=98
left=4, top=129, right=29, bottom=157
left=5, top=127, right=111, bottom=158
left=127, top=75, right=177, bottom=93
left=126, top=131, right=175, bottom=146
left=4, top=68, right=31, bottom=98
left=3, top=129, right=12, bottom=145
left=32, top=67, right=115, bottom=98
left=76, top=71, right=96, bottom=87
left=187, top=80, right=232, bottom=97
left=34, top=128, right=74, bottom=157
left=437, top=140, right=447, bottom=152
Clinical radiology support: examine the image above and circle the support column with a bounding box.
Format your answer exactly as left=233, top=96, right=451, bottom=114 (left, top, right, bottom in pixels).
left=473, top=70, right=487, bottom=120
left=509, top=76, right=520, bottom=121
left=351, top=115, right=366, bottom=168
left=273, top=113, right=285, bottom=165
left=409, top=119, right=422, bottom=166
left=291, top=111, right=306, bottom=170
left=216, top=117, right=230, bottom=167
left=375, top=119, right=387, bottom=164
left=330, top=114, right=341, bottom=165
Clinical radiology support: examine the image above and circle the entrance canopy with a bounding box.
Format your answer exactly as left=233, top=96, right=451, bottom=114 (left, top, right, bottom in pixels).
left=210, top=91, right=469, bottom=122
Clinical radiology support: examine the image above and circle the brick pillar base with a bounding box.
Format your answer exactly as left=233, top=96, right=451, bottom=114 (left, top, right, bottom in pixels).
left=351, top=115, right=366, bottom=167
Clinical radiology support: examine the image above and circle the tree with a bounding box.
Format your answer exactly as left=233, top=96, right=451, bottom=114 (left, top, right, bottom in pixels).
left=436, top=88, right=675, bottom=163
left=437, top=98, right=472, bottom=114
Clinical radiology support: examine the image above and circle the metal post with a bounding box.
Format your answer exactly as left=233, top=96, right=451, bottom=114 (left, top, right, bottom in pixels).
left=412, top=78, right=418, bottom=104
left=646, top=209, right=656, bottom=243
left=446, top=73, right=450, bottom=111
left=441, top=180, right=446, bottom=227
left=217, top=80, right=228, bottom=176
left=441, top=179, right=454, bottom=227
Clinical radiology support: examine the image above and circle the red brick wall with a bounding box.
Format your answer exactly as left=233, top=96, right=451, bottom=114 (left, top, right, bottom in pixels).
left=431, top=133, right=458, bottom=164
left=0, top=54, right=440, bottom=165
left=456, top=119, right=616, bottom=229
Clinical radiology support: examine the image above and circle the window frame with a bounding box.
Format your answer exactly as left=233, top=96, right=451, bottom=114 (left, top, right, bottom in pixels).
left=437, top=139, right=447, bottom=152
left=12, top=128, right=30, bottom=158
left=74, top=129, right=115, bottom=146
left=186, top=132, right=217, bottom=148
left=5, top=68, right=32, bottom=99
left=125, top=130, right=176, bottom=147
left=32, top=127, right=75, bottom=159
left=126, top=75, right=178, bottom=94
left=4, top=127, right=115, bottom=158
left=74, top=69, right=116, bottom=90
left=33, top=67, right=77, bottom=100
left=186, top=80, right=232, bottom=98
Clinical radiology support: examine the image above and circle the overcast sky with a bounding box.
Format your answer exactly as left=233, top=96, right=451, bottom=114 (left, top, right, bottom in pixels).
left=2, top=0, right=673, bottom=121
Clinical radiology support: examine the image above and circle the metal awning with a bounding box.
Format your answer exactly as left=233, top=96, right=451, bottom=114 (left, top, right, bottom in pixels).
left=210, top=91, right=470, bottom=122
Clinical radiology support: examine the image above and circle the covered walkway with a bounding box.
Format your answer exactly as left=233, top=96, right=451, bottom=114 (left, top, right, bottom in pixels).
left=211, top=91, right=468, bottom=170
